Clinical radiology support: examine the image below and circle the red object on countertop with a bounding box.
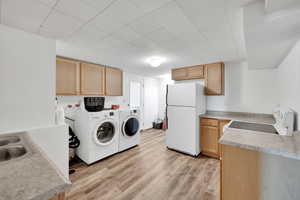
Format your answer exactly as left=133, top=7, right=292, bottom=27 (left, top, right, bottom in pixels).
left=111, top=105, right=120, bottom=110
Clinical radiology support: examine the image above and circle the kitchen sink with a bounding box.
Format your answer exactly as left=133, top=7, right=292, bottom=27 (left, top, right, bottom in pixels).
left=0, top=147, right=27, bottom=162
left=0, top=136, right=21, bottom=146
left=0, top=135, right=28, bottom=163
left=229, top=121, right=278, bottom=134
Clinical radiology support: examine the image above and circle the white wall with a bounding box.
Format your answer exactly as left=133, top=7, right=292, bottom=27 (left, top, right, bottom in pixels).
left=143, top=78, right=160, bottom=129
left=58, top=72, right=161, bottom=129
left=158, top=74, right=174, bottom=119
left=0, top=25, right=68, bottom=178
left=28, top=125, right=69, bottom=178
left=157, top=62, right=279, bottom=117
left=207, top=62, right=279, bottom=114
left=277, top=40, right=300, bottom=130
left=0, top=24, right=56, bottom=133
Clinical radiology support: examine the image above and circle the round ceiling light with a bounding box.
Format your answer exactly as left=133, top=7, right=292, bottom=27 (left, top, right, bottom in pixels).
left=146, top=56, right=166, bottom=67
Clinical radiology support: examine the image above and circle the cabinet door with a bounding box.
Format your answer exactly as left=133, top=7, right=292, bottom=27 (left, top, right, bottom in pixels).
left=172, top=68, right=188, bottom=80
left=201, top=125, right=219, bottom=158
left=187, top=65, right=204, bottom=79
left=205, top=62, right=224, bottom=95
left=222, top=145, right=260, bottom=200
left=56, top=58, right=80, bottom=95
left=80, top=63, right=105, bottom=95
left=105, top=67, right=123, bottom=96
left=219, top=120, right=230, bottom=159
left=219, top=120, right=230, bottom=137
left=49, top=193, right=65, bottom=200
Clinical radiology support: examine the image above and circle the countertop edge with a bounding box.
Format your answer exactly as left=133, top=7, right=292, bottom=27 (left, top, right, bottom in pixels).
left=219, top=137, right=300, bottom=161
left=31, top=182, right=72, bottom=200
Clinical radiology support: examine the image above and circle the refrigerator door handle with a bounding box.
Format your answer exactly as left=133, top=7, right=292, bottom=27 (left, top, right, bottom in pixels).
left=166, top=85, right=169, bottom=128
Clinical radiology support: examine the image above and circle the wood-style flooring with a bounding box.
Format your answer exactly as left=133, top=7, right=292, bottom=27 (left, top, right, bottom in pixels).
left=67, top=129, right=220, bottom=200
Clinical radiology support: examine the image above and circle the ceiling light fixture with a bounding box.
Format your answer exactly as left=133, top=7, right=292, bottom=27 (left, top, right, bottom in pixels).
left=146, top=56, right=166, bottom=67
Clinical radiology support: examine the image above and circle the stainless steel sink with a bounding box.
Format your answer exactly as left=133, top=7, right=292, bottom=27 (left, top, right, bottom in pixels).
left=0, top=136, right=21, bottom=146
left=0, top=149, right=10, bottom=162
left=229, top=121, right=278, bottom=134
left=0, top=135, right=28, bottom=163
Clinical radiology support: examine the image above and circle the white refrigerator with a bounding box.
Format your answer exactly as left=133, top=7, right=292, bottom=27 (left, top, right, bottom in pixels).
left=166, top=82, right=206, bottom=156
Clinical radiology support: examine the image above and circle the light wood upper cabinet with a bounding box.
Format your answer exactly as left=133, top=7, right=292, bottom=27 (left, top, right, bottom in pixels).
left=204, top=62, right=224, bottom=95
left=105, top=67, right=123, bottom=96
left=171, top=63, right=224, bottom=96
left=172, top=65, right=204, bottom=80
left=172, top=68, right=188, bottom=80
left=80, top=63, right=105, bottom=96
left=187, top=65, right=204, bottom=79
left=56, top=58, right=80, bottom=95
left=56, top=57, right=123, bottom=96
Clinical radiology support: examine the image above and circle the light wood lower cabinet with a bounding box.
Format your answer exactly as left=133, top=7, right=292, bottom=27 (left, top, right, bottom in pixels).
left=200, top=118, right=230, bottom=159
left=201, top=125, right=219, bottom=158
left=80, top=62, right=105, bottom=96
left=219, top=120, right=230, bottom=159
left=221, top=145, right=260, bottom=200
left=105, top=67, right=123, bottom=96
left=56, top=58, right=80, bottom=95
left=49, top=193, right=65, bottom=200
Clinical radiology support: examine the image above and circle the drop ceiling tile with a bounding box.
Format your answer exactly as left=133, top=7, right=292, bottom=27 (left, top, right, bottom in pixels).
left=129, top=0, right=172, bottom=13
left=156, top=2, right=207, bottom=45
left=66, top=26, right=109, bottom=47
left=87, top=14, right=122, bottom=34
left=88, top=0, right=144, bottom=33
left=40, top=10, right=84, bottom=39
left=129, top=37, right=157, bottom=50
left=175, top=0, right=226, bottom=31
left=55, top=0, right=99, bottom=21
left=81, top=0, right=115, bottom=11
left=111, top=26, right=143, bottom=42
left=2, top=0, right=52, bottom=33
left=129, top=11, right=164, bottom=35
left=98, top=36, right=130, bottom=49
left=111, top=0, right=145, bottom=24
left=36, top=0, right=57, bottom=7
left=145, top=27, right=175, bottom=43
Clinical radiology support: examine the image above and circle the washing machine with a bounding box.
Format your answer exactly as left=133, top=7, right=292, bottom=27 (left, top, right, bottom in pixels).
left=119, top=109, right=141, bottom=152
left=74, top=97, right=119, bottom=165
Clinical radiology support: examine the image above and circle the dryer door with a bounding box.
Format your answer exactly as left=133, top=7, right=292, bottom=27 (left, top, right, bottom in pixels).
left=94, top=121, right=116, bottom=145
left=123, top=117, right=140, bottom=137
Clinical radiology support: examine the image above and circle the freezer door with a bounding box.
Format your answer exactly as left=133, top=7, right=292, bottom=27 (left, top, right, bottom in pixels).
left=166, top=106, right=199, bottom=156
left=167, top=83, right=196, bottom=107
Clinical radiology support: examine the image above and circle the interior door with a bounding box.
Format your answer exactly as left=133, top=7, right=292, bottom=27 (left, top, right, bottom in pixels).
left=126, top=73, right=144, bottom=128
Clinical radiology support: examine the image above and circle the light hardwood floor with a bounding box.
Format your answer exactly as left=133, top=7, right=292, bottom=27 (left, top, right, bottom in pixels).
left=67, top=129, right=220, bottom=200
